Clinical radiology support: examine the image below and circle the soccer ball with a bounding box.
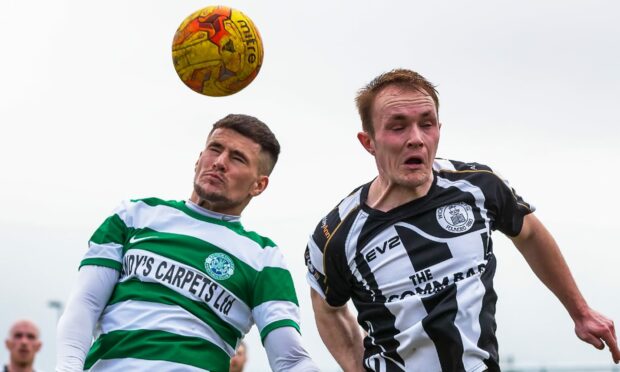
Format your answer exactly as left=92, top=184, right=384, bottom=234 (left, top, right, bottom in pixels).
left=172, top=6, right=264, bottom=97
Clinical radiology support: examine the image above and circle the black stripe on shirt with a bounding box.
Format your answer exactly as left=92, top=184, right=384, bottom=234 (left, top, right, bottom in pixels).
left=421, top=284, right=466, bottom=372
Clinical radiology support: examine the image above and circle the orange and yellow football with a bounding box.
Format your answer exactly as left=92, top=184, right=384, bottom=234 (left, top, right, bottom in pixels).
left=172, top=6, right=263, bottom=97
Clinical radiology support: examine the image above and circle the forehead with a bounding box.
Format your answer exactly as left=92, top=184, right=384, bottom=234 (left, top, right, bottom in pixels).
left=372, top=86, right=437, bottom=120
left=10, top=322, right=38, bottom=337
left=207, top=128, right=261, bottom=152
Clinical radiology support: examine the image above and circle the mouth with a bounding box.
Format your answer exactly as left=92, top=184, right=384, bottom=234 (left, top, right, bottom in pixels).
left=204, top=172, right=224, bottom=183
left=404, top=156, right=424, bottom=166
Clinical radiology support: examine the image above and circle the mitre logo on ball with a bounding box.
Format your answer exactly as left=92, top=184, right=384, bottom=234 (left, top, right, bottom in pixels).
left=172, top=5, right=264, bottom=97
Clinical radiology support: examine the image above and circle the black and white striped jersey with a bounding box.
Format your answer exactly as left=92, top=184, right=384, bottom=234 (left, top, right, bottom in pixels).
left=305, top=159, right=534, bottom=372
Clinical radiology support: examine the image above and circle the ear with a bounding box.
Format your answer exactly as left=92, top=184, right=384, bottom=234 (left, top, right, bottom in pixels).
left=34, top=340, right=42, bottom=352
left=250, top=175, right=269, bottom=197
left=194, top=151, right=203, bottom=171
left=357, top=131, right=375, bottom=155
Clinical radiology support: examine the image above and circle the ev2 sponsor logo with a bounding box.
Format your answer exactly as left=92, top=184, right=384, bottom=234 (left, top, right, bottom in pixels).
left=365, top=236, right=401, bottom=263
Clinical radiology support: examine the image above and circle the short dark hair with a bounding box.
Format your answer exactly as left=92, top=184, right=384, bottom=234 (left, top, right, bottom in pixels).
left=355, top=69, right=439, bottom=136
left=210, top=114, right=280, bottom=175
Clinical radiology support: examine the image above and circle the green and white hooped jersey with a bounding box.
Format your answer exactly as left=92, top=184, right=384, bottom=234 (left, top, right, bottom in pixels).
left=81, top=198, right=300, bottom=372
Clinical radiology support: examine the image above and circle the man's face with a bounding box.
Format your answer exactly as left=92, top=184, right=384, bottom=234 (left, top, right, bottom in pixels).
left=191, top=128, right=268, bottom=215
left=5, top=321, right=41, bottom=367
left=359, top=85, right=441, bottom=193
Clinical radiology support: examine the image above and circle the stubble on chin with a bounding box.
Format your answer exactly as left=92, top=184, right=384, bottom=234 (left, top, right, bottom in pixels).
left=194, top=182, right=231, bottom=206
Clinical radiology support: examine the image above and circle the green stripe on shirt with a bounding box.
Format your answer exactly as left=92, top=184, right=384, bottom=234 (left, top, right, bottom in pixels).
left=89, top=214, right=128, bottom=245
left=84, top=329, right=230, bottom=372
left=122, top=229, right=256, bottom=306
left=135, top=198, right=276, bottom=248
left=252, top=267, right=299, bottom=307
left=109, top=279, right=241, bottom=346
left=259, top=319, right=301, bottom=343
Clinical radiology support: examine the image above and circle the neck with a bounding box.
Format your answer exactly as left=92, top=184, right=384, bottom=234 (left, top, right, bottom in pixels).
left=367, top=175, right=433, bottom=212
left=8, top=361, right=34, bottom=372
left=189, top=192, right=248, bottom=216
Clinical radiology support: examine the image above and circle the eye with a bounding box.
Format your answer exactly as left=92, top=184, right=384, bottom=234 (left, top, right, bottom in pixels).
left=232, top=153, right=248, bottom=164
left=206, top=145, right=222, bottom=154
left=387, top=123, right=404, bottom=131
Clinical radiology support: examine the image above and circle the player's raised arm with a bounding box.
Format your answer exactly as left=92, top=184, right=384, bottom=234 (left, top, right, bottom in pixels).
left=510, top=213, right=620, bottom=363
left=310, top=289, right=364, bottom=372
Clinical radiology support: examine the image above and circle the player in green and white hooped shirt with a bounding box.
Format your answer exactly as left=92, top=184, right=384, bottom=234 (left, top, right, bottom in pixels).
left=56, top=114, right=319, bottom=372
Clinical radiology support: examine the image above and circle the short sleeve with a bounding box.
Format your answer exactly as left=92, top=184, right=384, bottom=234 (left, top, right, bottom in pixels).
left=489, top=171, right=535, bottom=237
left=305, top=206, right=356, bottom=307
left=79, top=200, right=130, bottom=271
left=251, top=248, right=301, bottom=343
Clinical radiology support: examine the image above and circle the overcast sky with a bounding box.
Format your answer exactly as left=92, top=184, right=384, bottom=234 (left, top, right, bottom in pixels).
left=1, top=0, right=619, bottom=370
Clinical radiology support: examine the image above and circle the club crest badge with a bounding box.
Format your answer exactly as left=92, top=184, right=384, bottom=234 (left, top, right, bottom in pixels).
left=436, top=202, right=475, bottom=233
left=205, top=253, right=235, bottom=280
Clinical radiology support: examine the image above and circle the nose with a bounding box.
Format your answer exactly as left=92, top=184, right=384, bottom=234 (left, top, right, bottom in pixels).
left=211, top=152, right=227, bottom=171
left=406, top=125, right=424, bottom=148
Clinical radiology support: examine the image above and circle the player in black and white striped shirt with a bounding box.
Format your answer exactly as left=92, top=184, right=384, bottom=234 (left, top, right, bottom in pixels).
left=305, top=69, right=619, bottom=371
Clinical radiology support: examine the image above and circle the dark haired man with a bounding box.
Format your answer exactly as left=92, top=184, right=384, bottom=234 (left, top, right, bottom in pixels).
left=57, top=114, right=318, bottom=371
left=305, top=69, right=619, bottom=371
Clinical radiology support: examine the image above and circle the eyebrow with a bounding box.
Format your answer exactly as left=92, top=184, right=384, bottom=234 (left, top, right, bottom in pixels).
left=230, top=149, right=249, bottom=162
left=389, top=110, right=434, bottom=120
left=208, top=141, right=250, bottom=162
left=14, top=332, right=37, bottom=337
left=207, top=141, right=224, bottom=149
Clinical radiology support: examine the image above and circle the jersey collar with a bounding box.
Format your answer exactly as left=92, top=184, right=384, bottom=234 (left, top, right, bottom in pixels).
left=185, top=200, right=241, bottom=223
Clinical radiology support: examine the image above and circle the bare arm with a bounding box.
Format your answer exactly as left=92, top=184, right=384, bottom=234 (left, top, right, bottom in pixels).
left=310, top=288, right=364, bottom=372
left=510, top=213, right=619, bottom=363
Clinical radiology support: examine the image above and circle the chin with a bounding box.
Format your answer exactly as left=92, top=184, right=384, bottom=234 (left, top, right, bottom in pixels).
left=400, top=174, right=431, bottom=189
left=195, top=184, right=225, bottom=201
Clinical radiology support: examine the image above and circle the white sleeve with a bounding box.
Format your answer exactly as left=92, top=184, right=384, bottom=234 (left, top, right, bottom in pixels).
left=56, top=265, right=119, bottom=372
left=263, top=327, right=320, bottom=372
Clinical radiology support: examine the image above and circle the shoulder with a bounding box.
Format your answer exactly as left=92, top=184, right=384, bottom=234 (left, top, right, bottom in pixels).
left=236, top=228, right=277, bottom=249
left=338, top=185, right=366, bottom=215
left=309, top=184, right=366, bottom=252
left=433, top=158, right=511, bottom=189
left=111, top=197, right=185, bottom=213
left=128, top=197, right=185, bottom=209
left=108, top=197, right=184, bottom=222
left=433, top=158, right=494, bottom=173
